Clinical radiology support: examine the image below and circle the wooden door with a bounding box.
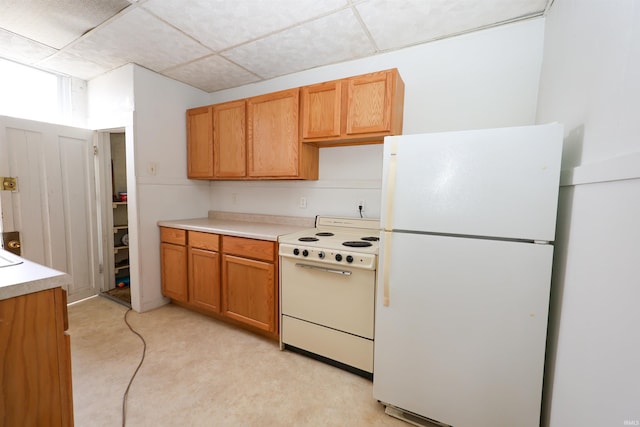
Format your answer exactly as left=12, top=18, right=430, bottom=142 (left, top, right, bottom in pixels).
left=221, top=254, right=275, bottom=332
left=160, top=242, right=188, bottom=302
left=213, top=100, right=246, bottom=178
left=186, top=106, right=213, bottom=179
left=346, top=70, right=393, bottom=135
left=246, top=88, right=299, bottom=177
left=189, top=247, right=221, bottom=312
left=301, top=81, right=341, bottom=139
left=0, top=116, right=100, bottom=303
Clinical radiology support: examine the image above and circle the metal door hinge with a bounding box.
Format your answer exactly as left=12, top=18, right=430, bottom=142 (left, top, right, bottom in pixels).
left=1, top=177, right=18, bottom=191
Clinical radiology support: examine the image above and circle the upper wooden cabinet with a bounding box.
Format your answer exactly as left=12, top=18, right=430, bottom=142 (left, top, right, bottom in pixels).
left=186, top=68, right=403, bottom=179
left=301, top=68, right=405, bottom=145
left=186, top=106, right=214, bottom=179
left=247, top=88, right=318, bottom=179
left=301, top=80, right=342, bottom=139
left=213, top=100, right=246, bottom=178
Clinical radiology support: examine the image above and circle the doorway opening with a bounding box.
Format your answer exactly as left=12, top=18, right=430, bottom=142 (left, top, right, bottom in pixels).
left=97, top=131, right=131, bottom=307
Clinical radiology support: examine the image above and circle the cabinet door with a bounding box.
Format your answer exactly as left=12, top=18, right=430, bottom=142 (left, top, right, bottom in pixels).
left=0, top=288, right=71, bottom=426
left=213, top=100, right=246, bottom=178
left=247, top=88, right=299, bottom=177
left=301, top=81, right=341, bottom=139
left=189, top=247, right=221, bottom=312
left=346, top=70, right=393, bottom=135
left=187, top=106, right=214, bottom=179
left=221, top=254, right=275, bottom=332
left=161, top=242, right=188, bottom=302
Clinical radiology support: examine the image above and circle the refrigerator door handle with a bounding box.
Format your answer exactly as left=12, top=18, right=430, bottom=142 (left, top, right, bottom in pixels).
left=384, top=138, right=399, bottom=232
left=382, top=231, right=392, bottom=306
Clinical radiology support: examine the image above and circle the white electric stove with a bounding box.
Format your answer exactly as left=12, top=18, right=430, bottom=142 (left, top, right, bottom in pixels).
left=278, top=216, right=380, bottom=379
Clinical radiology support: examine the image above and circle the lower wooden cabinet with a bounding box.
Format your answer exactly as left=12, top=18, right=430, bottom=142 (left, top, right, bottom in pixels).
left=188, top=232, right=221, bottom=312
left=160, top=242, right=188, bottom=302
left=1, top=287, right=74, bottom=426
left=222, top=254, right=275, bottom=332
left=159, top=227, right=278, bottom=339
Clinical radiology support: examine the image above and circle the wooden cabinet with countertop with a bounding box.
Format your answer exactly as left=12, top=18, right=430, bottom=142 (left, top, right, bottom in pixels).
left=159, top=226, right=279, bottom=340
left=301, top=68, right=405, bottom=146
left=1, top=287, right=74, bottom=426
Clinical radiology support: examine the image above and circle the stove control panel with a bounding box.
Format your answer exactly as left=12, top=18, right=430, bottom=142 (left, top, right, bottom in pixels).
left=279, top=244, right=377, bottom=270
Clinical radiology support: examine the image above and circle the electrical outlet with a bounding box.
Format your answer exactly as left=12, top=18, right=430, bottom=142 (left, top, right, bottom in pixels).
left=299, top=197, right=307, bottom=209
left=232, top=193, right=238, bottom=204
left=357, top=199, right=365, bottom=212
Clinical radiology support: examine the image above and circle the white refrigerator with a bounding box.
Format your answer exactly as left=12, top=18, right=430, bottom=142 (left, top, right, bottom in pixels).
left=373, top=123, right=563, bottom=427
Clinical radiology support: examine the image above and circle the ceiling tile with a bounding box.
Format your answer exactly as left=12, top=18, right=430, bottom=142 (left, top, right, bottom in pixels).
left=54, top=7, right=213, bottom=74
left=0, top=0, right=131, bottom=49
left=163, top=55, right=261, bottom=92
left=357, top=0, right=548, bottom=51
left=223, top=9, right=375, bottom=79
left=37, top=51, right=114, bottom=80
left=0, top=29, right=57, bottom=64
left=143, top=0, right=349, bottom=51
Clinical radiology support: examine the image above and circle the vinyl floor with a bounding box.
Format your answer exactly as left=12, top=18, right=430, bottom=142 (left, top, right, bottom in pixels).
left=68, top=296, right=407, bottom=427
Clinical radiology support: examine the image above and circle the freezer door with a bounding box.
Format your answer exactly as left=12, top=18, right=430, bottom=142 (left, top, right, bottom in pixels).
left=381, top=123, right=563, bottom=241
left=373, top=232, right=553, bottom=427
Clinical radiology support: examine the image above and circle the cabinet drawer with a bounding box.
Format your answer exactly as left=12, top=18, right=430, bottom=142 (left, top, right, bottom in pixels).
left=189, top=231, right=219, bottom=251
left=222, top=236, right=275, bottom=262
left=160, top=227, right=186, bottom=245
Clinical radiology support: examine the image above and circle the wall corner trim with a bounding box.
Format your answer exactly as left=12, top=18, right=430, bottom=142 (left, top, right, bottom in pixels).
left=560, top=151, right=640, bottom=187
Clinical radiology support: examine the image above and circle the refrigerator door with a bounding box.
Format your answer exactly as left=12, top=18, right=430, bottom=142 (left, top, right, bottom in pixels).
left=373, top=232, right=553, bottom=427
left=381, top=123, right=563, bottom=242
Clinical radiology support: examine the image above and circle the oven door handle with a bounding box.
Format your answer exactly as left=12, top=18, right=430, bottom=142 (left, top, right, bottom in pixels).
left=295, top=263, right=352, bottom=276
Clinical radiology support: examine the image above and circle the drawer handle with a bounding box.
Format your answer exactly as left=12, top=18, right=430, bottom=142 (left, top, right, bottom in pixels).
left=295, top=263, right=352, bottom=276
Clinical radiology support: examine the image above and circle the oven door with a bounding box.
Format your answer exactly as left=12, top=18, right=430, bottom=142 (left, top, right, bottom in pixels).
left=280, top=256, right=375, bottom=339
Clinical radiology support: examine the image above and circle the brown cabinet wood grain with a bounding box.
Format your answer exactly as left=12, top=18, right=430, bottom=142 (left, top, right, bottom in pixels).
left=301, top=80, right=342, bottom=139
left=187, top=231, right=221, bottom=312
left=213, top=100, right=246, bottom=178
left=221, top=236, right=277, bottom=334
left=160, top=241, right=188, bottom=302
left=221, top=254, right=275, bottom=333
left=301, top=68, right=405, bottom=146
left=189, top=247, right=221, bottom=312
left=247, top=88, right=318, bottom=179
left=159, top=228, right=278, bottom=339
left=1, top=287, right=74, bottom=426
left=187, top=106, right=214, bottom=179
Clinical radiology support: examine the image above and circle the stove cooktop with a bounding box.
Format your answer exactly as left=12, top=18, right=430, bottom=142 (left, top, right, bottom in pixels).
left=278, top=216, right=381, bottom=254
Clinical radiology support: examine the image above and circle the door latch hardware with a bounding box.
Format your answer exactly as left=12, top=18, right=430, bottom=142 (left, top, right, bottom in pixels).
left=1, top=177, right=17, bottom=191
left=7, top=240, right=20, bottom=249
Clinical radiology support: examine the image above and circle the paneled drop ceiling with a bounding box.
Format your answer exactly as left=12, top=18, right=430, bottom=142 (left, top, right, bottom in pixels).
left=0, top=0, right=552, bottom=92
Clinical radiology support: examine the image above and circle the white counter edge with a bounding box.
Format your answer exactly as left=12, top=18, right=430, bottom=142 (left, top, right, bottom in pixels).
left=0, top=250, right=72, bottom=301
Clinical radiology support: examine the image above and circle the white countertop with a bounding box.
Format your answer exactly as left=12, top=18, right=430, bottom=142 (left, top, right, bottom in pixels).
left=157, top=211, right=316, bottom=241
left=0, top=249, right=72, bottom=300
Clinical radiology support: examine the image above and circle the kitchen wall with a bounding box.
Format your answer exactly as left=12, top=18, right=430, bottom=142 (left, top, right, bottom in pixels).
left=88, top=64, right=211, bottom=312
left=206, top=18, right=546, bottom=219
left=536, top=1, right=640, bottom=426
